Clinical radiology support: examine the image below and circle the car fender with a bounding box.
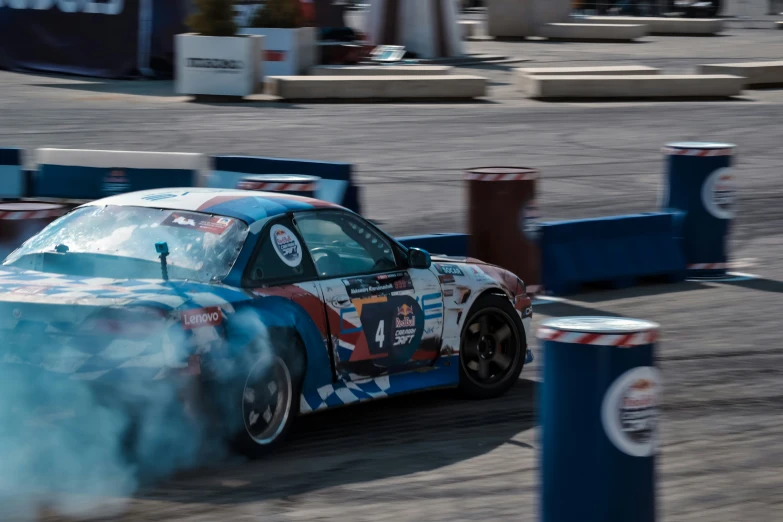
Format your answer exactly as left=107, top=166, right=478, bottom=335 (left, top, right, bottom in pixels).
left=225, top=296, right=334, bottom=396
left=431, top=261, right=531, bottom=357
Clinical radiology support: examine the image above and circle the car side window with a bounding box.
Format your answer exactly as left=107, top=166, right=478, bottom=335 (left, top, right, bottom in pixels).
left=293, top=210, right=399, bottom=279
left=244, top=217, right=316, bottom=285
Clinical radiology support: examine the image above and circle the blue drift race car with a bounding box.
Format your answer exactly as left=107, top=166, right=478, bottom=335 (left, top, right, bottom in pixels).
left=0, top=188, right=533, bottom=456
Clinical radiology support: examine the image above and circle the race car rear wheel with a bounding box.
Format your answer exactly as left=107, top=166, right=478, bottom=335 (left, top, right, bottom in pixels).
left=458, top=294, right=526, bottom=399
left=241, top=355, right=294, bottom=446
left=231, top=335, right=305, bottom=459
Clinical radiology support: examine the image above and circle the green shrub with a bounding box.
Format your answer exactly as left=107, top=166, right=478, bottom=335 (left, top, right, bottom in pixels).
left=249, top=0, right=303, bottom=28
left=187, top=0, right=238, bottom=37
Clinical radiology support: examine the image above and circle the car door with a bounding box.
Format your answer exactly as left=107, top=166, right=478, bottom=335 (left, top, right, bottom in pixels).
left=292, top=209, right=444, bottom=382
left=241, top=215, right=334, bottom=375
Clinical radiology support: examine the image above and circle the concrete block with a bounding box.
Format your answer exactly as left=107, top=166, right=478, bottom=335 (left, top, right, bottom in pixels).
left=460, top=20, right=482, bottom=39
left=310, top=65, right=453, bottom=76
left=540, top=23, right=646, bottom=41
left=517, top=66, right=660, bottom=93
left=698, top=62, right=783, bottom=87
left=584, top=16, right=723, bottom=35
left=518, top=65, right=659, bottom=76
left=524, top=74, right=744, bottom=99
left=266, top=75, right=488, bottom=100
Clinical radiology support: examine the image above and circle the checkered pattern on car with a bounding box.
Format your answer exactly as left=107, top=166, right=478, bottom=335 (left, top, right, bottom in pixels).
left=0, top=269, right=245, bottom=381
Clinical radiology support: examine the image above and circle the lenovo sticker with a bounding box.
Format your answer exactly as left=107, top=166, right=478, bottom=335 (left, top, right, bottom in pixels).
left=181, top=307, right=222, bottom=329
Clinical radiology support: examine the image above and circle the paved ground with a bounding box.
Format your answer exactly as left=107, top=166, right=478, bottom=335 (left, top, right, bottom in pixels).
left=2, top=5, right=783, bottom=521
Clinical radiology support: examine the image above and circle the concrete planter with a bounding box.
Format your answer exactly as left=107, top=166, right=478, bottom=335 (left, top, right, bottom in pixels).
left=238, top=27, right=317, bottom=78
left=175, top=33, right=263, bottom=97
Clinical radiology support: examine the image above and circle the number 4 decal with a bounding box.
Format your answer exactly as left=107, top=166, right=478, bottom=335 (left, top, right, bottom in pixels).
left=376, top=320, right=385, bottom=347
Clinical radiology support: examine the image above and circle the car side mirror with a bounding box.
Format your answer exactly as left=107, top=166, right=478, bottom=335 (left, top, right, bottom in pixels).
left=407, top=247, right=431, bottom=269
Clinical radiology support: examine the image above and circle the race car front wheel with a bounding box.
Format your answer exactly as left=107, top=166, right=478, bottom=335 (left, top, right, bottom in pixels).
left=458, top=294, right=526, bottom=399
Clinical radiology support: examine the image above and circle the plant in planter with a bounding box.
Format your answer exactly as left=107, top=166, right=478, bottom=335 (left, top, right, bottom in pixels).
left=175, top=0, right=265, bottom=97
left=249, top=0, right=306, bottom=28
left=239, top=0, right=317, bottom=77
left=187, top=0, right=239, bottom=36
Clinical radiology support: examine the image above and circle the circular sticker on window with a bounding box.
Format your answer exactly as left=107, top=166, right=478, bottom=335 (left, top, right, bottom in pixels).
left=270, top=224, right=302, bottom=267
left=601, top=366, right=661, bottom=457
left=702, top=167, right=735, bottom=220
left=518, top=200, right=541, bottom=241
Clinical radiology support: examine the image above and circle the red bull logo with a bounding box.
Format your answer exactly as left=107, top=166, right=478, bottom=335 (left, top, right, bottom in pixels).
left=395, top=303, right=415, bottom=328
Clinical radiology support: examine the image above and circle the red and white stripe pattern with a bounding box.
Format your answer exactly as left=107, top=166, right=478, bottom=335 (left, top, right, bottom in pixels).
left=662, top=147, right=733, bottom=157
left=537, top=327, right=659, bottom=347
left=687, top=263, right=727, bottom=270
left=465, top=170, right=539, bottom=182
left=237, top=181, right=317, bottom=193
left=0, top=208, right=67, bottom=220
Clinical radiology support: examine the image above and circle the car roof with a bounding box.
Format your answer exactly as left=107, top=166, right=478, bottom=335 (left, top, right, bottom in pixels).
left=80, top=187, right=343, bottom=224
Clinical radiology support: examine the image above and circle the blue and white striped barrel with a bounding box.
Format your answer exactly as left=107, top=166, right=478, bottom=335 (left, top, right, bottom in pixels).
left=660, top=142, right=736, bottom=278
left=538, top=316, right=661, bottom=522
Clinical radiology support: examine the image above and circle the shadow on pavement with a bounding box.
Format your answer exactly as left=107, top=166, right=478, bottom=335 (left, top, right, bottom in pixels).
left=563, top=279, right=711, bottom=304
left=136, top=379, right=537, bottom=506
left=30, top=80, right=183, bottom=98
left=533, top=300, right=627, bottom=318
left=717, top=277, right=783, bottom=294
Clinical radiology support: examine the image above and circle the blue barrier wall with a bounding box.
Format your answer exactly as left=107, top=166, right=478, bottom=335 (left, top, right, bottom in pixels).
left=539, top=212, right=686, bottom=295
left=396, top=233, right=469, bottom=257
left=33, top=149, right=204, bottom=200
left=211, top=155, right=361, bottom=214
left=0, top=148, right=24, bottom=199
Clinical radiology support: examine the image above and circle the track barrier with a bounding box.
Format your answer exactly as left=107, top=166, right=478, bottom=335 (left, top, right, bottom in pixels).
left=0, top=143, right=736, bottom=295
left=539, top=212, right=686, bottom=295
left=395, top=233, right=469, bottom=257
left=32, top=149, right=206, bottom=200
left=0, top=148, right=25, bottom=199
left=660, top=142, right=735, bottom=278
left=210, top=155, right=361, bottom=214
left=538, top=316, right=660, bottom=522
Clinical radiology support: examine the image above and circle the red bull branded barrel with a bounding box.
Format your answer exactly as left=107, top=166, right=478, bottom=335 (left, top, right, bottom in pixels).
left=538, top=316, right=661, bottom=522
left=236, top=174, right=320, bottom=199
left=660, top=142, right=736, bottom=278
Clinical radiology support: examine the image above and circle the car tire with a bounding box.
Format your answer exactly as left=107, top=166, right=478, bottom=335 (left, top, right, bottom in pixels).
left=231, top=335, right=305, bottom=459
left=458, top=293, right=526, bottom=400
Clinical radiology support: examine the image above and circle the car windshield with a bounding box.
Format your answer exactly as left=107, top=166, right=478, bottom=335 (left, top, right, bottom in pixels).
left=2, top=205, right=249, bottom=283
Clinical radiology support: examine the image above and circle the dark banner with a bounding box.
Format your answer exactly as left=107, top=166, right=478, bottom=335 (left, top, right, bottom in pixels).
left=0, top=0, right=187, bottom=78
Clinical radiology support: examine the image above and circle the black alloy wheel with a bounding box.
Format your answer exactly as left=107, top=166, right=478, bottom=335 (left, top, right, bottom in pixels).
left=459, top=294, right=526, bottom=399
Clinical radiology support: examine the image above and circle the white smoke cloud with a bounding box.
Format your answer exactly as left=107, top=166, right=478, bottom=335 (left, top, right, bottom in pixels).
left=0, top=305, right=279, bottom=520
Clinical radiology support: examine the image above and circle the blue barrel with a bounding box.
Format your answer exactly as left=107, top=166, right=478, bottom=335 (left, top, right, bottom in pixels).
left=538, top=316, right=661, bottom=522
left=236, top=174, right=320, bottom=199
left=660, top=142, right=736, bottom=278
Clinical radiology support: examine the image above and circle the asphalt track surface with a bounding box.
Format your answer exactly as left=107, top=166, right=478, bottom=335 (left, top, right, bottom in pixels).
left=2, top=6, right=783, bottom=521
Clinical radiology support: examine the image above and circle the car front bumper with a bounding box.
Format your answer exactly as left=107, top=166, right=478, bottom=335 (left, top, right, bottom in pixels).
left=522, top=316, right=534, bottom=364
